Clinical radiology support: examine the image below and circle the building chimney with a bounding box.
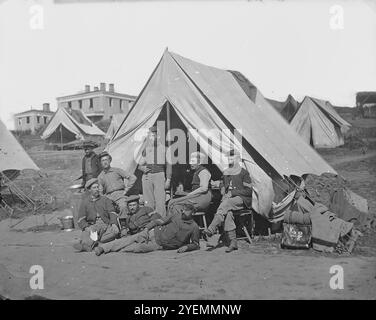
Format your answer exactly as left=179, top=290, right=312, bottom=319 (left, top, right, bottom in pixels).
left=100, top=82, right=106, bottom=91
left=94, top=86, right=99, bottom=91
left=85, top=85, right=90, bottom=93
left=109, top=83, right=114, bottom=92
left=42, top=103, right=50, bottom=112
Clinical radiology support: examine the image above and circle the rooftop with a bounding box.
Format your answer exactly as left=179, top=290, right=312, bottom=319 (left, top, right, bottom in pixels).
left=56, top=83, right=137, bottom=101
left=15, top=109, right=54, bottom=116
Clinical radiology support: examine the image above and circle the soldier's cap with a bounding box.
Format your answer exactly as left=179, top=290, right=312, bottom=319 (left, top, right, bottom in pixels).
left=85, top=178, right=99, bottom=190
left=99, top=151, right=112, bottom=160
left=126, top=195, right=140, bottom=203
left=83, top=142, right=96, bottom=150
left=149, top=125, right=158, bottom=133
left=226, top=149, right=240, bottom=157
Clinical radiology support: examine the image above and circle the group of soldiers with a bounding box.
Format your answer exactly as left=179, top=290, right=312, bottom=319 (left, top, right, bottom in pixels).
left=73, top=125, right=254, bottom=255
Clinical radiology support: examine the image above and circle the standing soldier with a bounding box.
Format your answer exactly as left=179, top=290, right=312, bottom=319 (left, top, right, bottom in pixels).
left=98, top=151, right=137, bottom=216
left=138, top=126, right=171, bottom=217
left=81, top=143, right=101, bottom=188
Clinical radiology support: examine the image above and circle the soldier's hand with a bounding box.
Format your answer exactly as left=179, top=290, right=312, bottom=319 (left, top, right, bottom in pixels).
left=177, top=246, right=188, bottom=253
left=165, top=178, right=171, bottom=190
left=110, top=224, right=120, bottom=234
left=222, top=192, right=231, bottom=200
left=211, top=180, right=220, bottom=188
left=139, top=166, right=151, bottom=173
left=84, top=226, right=93, bottom=233
left=148, top=210, right=157, bottom=217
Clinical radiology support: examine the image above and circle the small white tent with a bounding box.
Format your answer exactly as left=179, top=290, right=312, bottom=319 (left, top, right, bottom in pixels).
left=41, top=107, right=105, bottom=143
left=105, top=114, right=127, bottom=140
left=290, top=96, right=351, bottom=148
left=0, top=118, right=39, bottom=179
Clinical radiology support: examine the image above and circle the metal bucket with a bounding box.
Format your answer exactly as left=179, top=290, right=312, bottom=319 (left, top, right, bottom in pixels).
left=59, top=216, right=74, bottom=231
left=68, top=191, right=85, bottom=229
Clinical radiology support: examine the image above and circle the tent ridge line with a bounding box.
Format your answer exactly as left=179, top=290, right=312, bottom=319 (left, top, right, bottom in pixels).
left=110, top=51, right=166, bottom=143
left=169, top=53, right=282, bottom=180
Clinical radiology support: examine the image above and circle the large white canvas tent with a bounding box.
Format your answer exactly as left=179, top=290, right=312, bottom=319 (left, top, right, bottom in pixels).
left=41, top=107, right=105, bottom=143
left=106, top=50, right=337, bottom=219
left=0, top=118, right=39, bottom=180
left=1, top=119, right=55, bottom=216
left=290, top=96, right=351, bottom=148
left=105, top=113, right=127, bottom=140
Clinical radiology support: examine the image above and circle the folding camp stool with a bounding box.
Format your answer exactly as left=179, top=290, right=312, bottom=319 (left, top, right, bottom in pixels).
left=193, top=211, right=208, bottom=238
left=233, top=209, right=255, bottom=244
left=115, top=213, right=128, bottom=238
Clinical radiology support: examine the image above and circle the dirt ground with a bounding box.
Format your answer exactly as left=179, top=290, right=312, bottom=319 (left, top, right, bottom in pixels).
left=0, top=146, right=375, bottom=300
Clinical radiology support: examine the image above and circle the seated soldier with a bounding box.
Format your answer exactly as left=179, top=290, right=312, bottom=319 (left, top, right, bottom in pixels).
left=94, top=203, right=200, bottom=256
left=168, top=152, right=212, bottom=216
left=73, top=178, right=120, bottom=252
left=203, top=149, right=253, bottom=253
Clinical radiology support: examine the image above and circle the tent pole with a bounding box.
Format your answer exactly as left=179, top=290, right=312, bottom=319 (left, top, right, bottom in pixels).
left=166, top=101, right=171, bottom=138
left=60, top=124, right=63, bottom=151
left=166, top=101, right=172, bottom=196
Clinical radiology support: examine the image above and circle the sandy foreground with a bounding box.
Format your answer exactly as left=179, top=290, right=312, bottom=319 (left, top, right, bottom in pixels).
left=0, top=218, right=375, bottom=300
left=0, top=149, right=375, bottom=300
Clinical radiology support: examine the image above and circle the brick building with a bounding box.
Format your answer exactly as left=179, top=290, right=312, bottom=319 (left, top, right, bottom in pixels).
left=56, top=83, right=137, bottom=122
left=14, top=103, right=54, bottom=134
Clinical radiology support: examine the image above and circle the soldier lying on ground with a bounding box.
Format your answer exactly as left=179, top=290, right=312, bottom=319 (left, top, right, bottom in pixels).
left=118, top=194, right=161, bottom=237
left=94, top=203, right=200, bottom=256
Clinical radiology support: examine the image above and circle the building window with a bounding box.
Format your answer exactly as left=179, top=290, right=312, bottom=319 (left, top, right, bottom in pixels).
left=18, top=119, right=21, bottom=126
left=79, top=100, right=82, bottom=109
left=26, top=116, right=30, bottom=124
left=68, top=101, right=72, bottom=109
left=37, top=116, right=40, bottom=124
left=109, top=98, right=113, bottom=107
left=44, top=116, right=47, bottom=124
left=89, top=98, right=93, bottom=109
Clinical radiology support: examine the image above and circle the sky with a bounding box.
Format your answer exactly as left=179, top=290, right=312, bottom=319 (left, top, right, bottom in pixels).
left=0, top=0, right=375, bottom=129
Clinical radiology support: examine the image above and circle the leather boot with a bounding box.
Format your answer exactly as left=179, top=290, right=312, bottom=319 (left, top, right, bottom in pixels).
left=73, top=242, right=93, bottom=252
left=94, top=246, right=104, bottom=256
left=225, top=230, right=238, bottom=253
left=203, top=214, right=223, bottom=238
